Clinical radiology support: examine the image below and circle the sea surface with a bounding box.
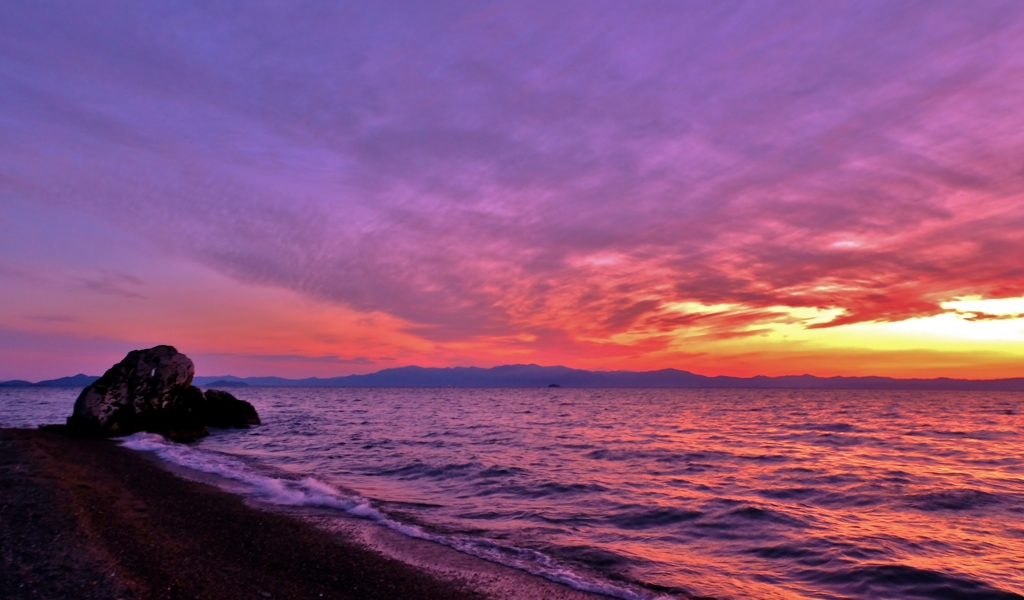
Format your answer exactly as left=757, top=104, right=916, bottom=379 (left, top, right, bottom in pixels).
left=3, top=387, right=1023, bottom=599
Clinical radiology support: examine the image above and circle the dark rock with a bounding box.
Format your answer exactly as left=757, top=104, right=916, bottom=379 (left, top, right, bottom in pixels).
left=132, top=384, right=210, bottom=440
left=203, top=390, right=260, bottom=428
left=65, top=346, right=259, bottom=441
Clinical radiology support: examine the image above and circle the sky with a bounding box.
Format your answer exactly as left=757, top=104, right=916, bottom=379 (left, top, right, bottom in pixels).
left=2, top=1, right=1024, bottom=381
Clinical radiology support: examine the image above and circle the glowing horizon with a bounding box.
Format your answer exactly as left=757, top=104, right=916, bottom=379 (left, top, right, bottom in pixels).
left=3, top=2, right=1024, bottom=381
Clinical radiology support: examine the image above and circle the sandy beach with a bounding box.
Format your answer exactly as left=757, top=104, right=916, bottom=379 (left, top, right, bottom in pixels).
left=0, top=427, right=607, bottom=600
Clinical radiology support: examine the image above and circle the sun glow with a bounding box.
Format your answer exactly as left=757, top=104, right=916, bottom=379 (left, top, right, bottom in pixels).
left=941, top=296, right=1024, bottom=317
left=775, top=300, right=1024, bottom=351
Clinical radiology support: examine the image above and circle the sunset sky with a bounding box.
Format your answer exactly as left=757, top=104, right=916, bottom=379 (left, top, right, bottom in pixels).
left=3, top=1, right=1024, bottom=381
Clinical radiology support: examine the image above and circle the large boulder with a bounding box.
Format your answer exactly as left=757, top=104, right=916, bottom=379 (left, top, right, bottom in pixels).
left=66, top=346, right=259, bottom=441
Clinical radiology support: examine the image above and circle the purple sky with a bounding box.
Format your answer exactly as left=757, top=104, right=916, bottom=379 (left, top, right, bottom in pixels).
left=3, top=1, right=1024, bottom=379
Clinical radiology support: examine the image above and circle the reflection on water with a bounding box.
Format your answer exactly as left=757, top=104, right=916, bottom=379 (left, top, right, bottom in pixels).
left=5, top=387, right=1023, bottom=599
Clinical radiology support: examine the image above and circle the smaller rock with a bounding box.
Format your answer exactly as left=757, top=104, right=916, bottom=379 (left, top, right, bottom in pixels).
left=203, top=390, right=261, bottom=428
left=134, top=385, right=210, bottom=441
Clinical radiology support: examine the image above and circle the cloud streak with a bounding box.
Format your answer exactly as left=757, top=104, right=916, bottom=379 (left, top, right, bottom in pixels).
left=79, top=271, right=147, bottom=299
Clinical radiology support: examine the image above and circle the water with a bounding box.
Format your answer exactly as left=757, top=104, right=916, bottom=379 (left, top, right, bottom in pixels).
left=3, top=387, right=1023, bottom=599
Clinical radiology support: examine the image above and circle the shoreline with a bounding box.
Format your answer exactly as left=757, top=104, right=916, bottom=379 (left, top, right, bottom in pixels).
left=0, top=427, right=614, bottom=600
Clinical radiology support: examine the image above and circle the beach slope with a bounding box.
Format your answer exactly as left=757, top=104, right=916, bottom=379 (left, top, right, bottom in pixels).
left=1, top=427, right=491, bottom=600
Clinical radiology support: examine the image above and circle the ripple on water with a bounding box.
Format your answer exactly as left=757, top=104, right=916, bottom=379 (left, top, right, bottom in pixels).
left=806, top=564, right=1024, bottom=599
left=906, top=488, right=1003, bottom=511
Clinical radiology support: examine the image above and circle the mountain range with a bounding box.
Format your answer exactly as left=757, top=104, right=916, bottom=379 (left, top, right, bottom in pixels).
left=3, top=365, right=1023, bottom=391
left=0, top=374, right=102, bottom=388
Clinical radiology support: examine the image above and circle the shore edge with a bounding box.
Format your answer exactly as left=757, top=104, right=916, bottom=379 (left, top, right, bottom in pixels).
left=0, top=427, right=613, bottom=600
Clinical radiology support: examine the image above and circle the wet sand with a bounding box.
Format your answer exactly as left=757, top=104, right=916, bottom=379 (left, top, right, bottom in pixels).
left=0, top=427, right=609, bottom=600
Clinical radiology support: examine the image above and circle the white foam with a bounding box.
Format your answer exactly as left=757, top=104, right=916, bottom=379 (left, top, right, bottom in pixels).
left=120, top=432, right=168, bottom=451
left=118, top=433, right=671, bottom=600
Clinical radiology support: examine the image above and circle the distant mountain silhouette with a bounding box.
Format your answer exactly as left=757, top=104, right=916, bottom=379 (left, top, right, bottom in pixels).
left=189, top=365, right=1024, bottom=391
left=201, top=379, right=250, bottom=388
left=0, top=374, right=99, bottom=387
left=36, top=374, right=101, bottom=387
left=5, top=366, right=1024, bottom=391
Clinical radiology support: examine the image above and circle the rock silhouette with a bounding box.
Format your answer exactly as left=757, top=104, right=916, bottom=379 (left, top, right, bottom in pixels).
left=67, top=346, right=259, bottom=441
left=203, top=389, right=261, bottom=428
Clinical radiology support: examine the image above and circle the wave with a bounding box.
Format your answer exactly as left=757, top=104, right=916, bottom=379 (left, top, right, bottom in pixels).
left=746, top=543, right=819, bottom=560
left=584, top=448, right=727, bottom=464
left=473, top=480, right=609, bottom=499
left=374, top=460, right=529, bottom=482
left=548, top=544, right=633, bottom=569
left=726, top=505, right=805, bottom=526
left=807, top=564, right=1024, bottom=599
left=118, top=433, right=676, bottom=600
left=907, top=488, right=1003, bottom=511
left=607, top=506, right=703, bottom=530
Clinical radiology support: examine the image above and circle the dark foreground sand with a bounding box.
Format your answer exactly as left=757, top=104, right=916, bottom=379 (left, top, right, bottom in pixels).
left=0, top=428, right=610, bottom=600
